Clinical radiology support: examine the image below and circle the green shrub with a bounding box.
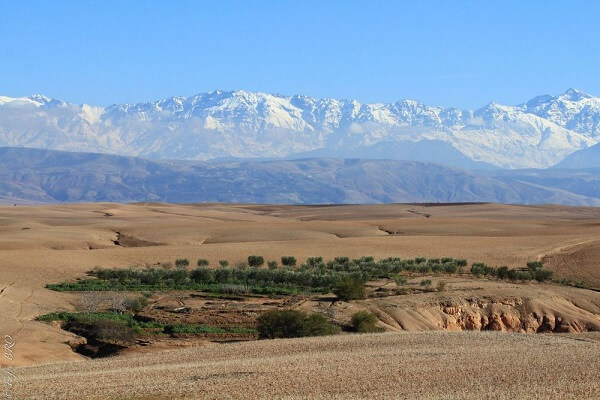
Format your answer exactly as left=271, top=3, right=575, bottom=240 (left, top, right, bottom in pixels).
left=175, top=258, right=189, bottom=268
left=306, top=257, right=324, bottom=267
left=470, top=263, right=493, bottom=277
left=248, top=255, right=265, bottom=267
left=268, top=261, right=278, bottom=270
left=124, top=296, right=148, bottom=313
left=497, top=266, right=509, bottom=279
left=281, top=256, right=297, bottom=267
left=164, top=324, right=256, bottom=335
left=420, top=279, right=432, bottom=287
left=436, top=281, right=447, bottom=292
left=351, top=311, right=384, bottom=333
left=197, top=259, right=209, bottom=267
left=395, top=275, right=407, bottom=285
left=301, top=313, right=340, bottom=336
left=219, top=260, right=229, bottom=268
left=190, top=268, right=214, bottom=283
left=527, top=261, right=544, bottom=271
left=417, top=265, right=431, bottom=274
left=533, top=268, right=553, bottom=282
left=334, top=257, right=350, bottom=265
left=256, top=309, right=339, bottom=339
left=333, top=276, right=366, bottom=301
left=443, top=263, right=458, bottom=273
left=89, top=319, right=137, bottom=345
left=516, top=271, right=533, bottom=281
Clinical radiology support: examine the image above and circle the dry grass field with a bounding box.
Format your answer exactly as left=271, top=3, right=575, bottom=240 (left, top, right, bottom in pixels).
left=1, top=202, right=600, bottom=398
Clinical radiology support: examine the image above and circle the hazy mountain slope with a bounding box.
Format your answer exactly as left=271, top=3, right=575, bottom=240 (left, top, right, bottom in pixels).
left=491, top=168, right=600, bottom=199
left=0, top=89, right=598, bottom=169
left=1, top=147, right=599, bottom=205
left=289, top=139, right=499, bottom=170
left=554, top=142, right=600, bottom=169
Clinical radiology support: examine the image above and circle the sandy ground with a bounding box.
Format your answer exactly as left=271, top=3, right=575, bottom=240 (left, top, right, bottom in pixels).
left=12, top=331, right=600, bottom=399
left=1, top=202, right=600, bottom=368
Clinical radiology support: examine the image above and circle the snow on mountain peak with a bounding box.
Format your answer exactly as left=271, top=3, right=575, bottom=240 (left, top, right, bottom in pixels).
left=559, top=88, right=592, bottom=101
left=0, top=89, right=599, bottom=169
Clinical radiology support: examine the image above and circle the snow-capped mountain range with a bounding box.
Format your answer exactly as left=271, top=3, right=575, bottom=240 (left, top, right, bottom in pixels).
left=0, top=88, right=598, bottom=168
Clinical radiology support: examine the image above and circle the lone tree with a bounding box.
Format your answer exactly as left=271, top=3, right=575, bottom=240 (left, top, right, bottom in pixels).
left=248, top=255, right=265, bottom=267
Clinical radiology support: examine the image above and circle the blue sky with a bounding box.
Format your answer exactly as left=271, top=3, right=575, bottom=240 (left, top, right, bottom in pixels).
left=1, top=1, right=598, bottom=108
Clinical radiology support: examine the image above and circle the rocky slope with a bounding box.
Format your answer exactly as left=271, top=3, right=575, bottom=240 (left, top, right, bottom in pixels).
left=315, top=278, right=600, bottom=334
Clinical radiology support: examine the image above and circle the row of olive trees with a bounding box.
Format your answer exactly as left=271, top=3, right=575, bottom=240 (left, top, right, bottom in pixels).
left=173, top=255, right=297, bottom=269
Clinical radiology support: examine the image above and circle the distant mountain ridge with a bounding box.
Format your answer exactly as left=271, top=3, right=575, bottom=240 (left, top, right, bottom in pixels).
left=555, top=141, right=600, bottom=169
left=1, top=147, right=600, bottom=206
left=0, top=89, right=598, bottom=169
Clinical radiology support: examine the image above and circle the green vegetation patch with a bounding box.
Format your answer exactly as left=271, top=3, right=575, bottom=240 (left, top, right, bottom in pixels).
left=256, top=309, right=340, bottom=339
left=37, top=311, right=257, bottom=336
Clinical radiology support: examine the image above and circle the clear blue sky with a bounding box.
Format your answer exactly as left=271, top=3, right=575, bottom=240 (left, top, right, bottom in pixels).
left=1, top=1, right=598, bottom=108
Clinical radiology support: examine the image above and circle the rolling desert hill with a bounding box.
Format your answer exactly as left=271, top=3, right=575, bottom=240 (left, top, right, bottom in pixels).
left=2, top=147, right=600, bottom=205
left=1, top=202, right=600, bottom=398
left=1, top=202, right=600, bottom=367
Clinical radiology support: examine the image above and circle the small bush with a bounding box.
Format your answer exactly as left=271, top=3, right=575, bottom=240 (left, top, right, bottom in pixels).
left=281, top=256, right=297, bottom=267
left=219, top=260, right=229, bottom=268
left=527, top=261, right=544, bottom=271
left=197, top=259, right=209, bottom=267
left=533, top=268, right=553, bottom=282
left=443, top=263, right=458, bottom=273
left=190, top=268, right=214, bottom=284
left=175, top=259, right=189, bottom=268
left=333, top=276, right=366, bottom=301
left=497, top=266, right=509, bottom=279
left=516, top=270, right=533, bottom=281
left=306, top=257, right=324, bottom=267
left=124, top=296, right=148, bottom=313
left=351, top=311, right=384, bottom=333
left=436, top=281, right=447, bottom=292
left=256, top=309, right=339, bottom=339
left=456, top=259, right=468, bottom=267
left=395, top=275, right=407, bottom=285
left=420, top=279, right=432, bottom=287
left=267, top=261, right=278, bottom=270
left=470, top=263, right=492, bottom=277
left=248, top=255, right=265, bottom=267
left=90, top=319, right=137, bottom=345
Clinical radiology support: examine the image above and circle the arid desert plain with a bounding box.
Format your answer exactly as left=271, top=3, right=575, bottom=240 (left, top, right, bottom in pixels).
left=1, top=202, right=600, bottom=399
